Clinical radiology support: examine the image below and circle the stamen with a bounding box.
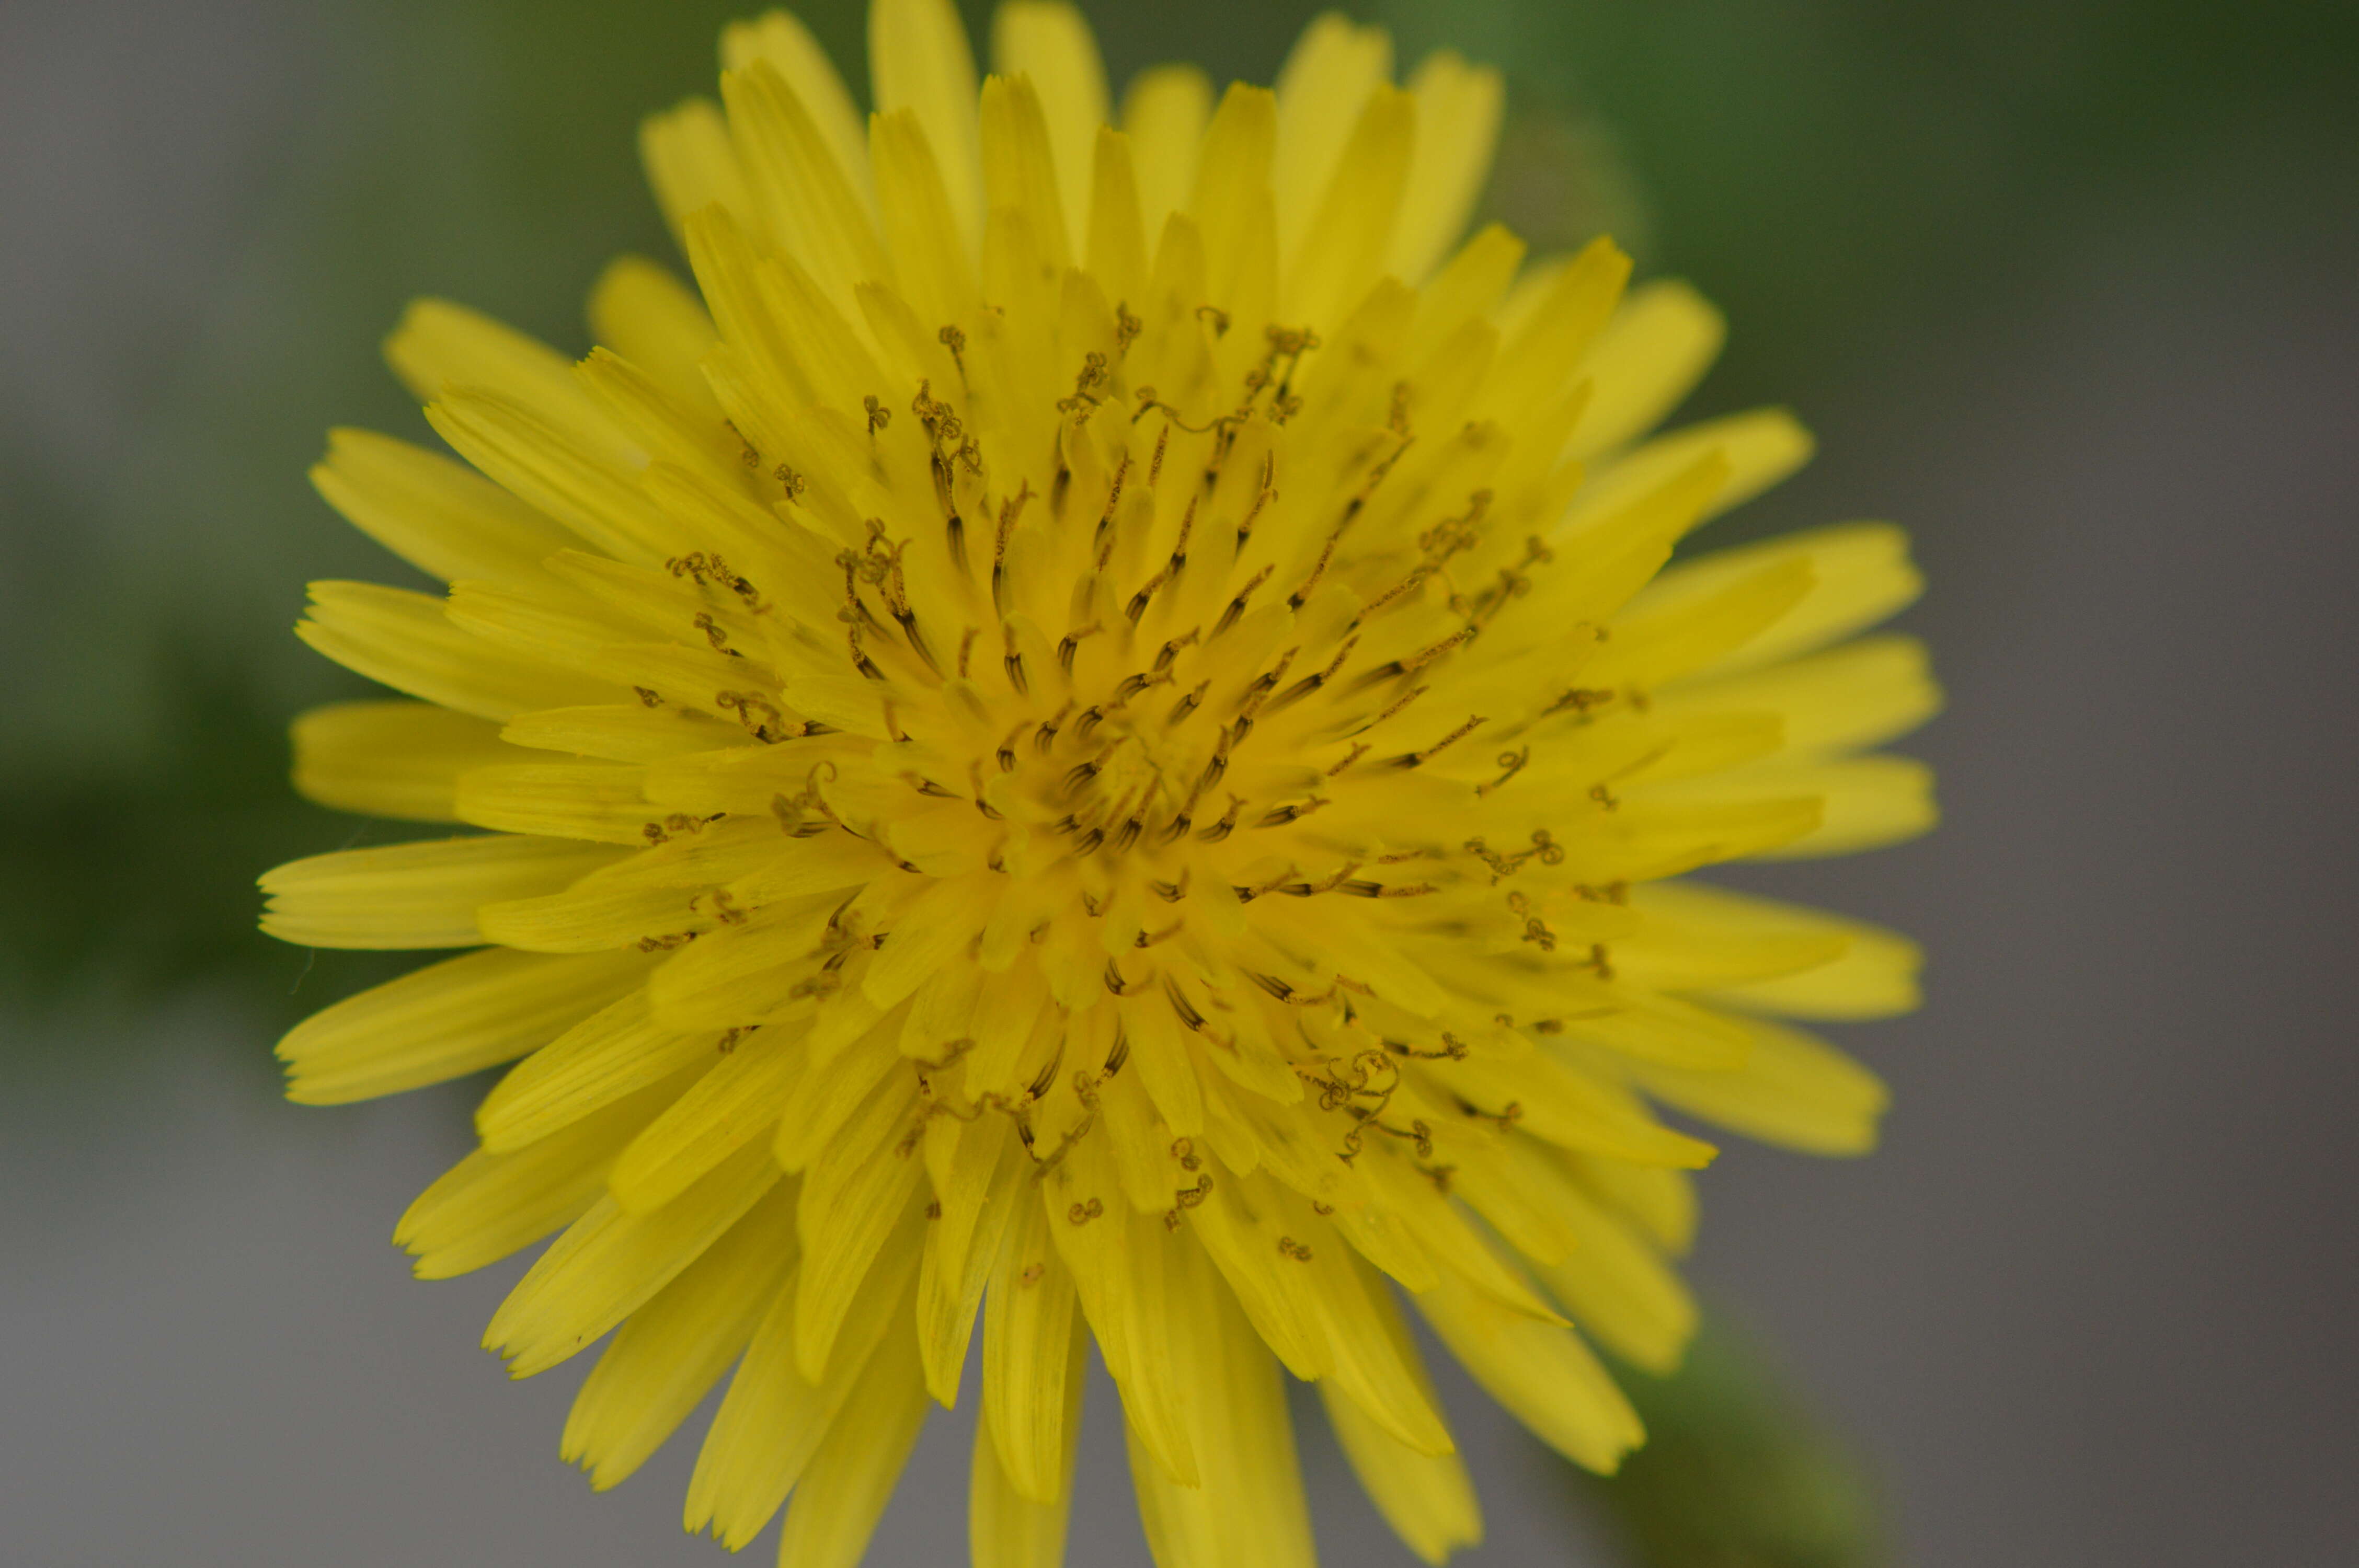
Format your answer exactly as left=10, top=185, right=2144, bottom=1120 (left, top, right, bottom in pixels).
left=1001, top=623, right=1028, bottom=695
left=1286, top=531, right=1341, bottom=611
left=990, top=481, right=1032, bottom=616
left=1337, top=433, right=1413, bottom=535
left=1268, top=635, right=1358, bottom=711
left=1376, top=713, right=1486, bottom=770
left=1093, top=456, right=1131, bottom=557
left=1152, top=629, right=1199, bottom=673
left=1213, top=564, right=1274, bottom=636
left=1167, top=679, right=1209, bottom=725
left=1125, top=569, right=1165, bottom=625
left=1196, top=795, right=1244, bottom=843
left=1234, top=453, right=1276, bottom=548
left=1057, top=622, right=1102, bottom=675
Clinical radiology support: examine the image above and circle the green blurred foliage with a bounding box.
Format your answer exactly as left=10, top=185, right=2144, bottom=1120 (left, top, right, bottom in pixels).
left=1387, top=0, right=2359, bottom=417
left=1585, top=1317, right=1891, bottom=1568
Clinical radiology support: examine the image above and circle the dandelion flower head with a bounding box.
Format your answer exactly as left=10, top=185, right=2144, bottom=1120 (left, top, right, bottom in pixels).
left=263, top=3, right=1938, bottom=1564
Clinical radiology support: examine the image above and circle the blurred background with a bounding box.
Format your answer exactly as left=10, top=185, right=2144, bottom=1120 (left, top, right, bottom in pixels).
left=4, top=0, right=2355, bottom=1563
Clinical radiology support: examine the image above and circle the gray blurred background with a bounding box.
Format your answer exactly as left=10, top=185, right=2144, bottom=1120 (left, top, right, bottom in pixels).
left=4, top=1, right=2355, bottom=1564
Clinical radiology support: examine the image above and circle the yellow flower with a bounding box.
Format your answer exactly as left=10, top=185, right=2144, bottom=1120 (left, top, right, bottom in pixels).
left=262, top=3, right=1938, bottom=1564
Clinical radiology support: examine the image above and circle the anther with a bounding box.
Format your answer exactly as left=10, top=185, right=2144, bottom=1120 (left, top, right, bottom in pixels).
left=1092, top=457, right=1131, bottom=555
left=1213, top=564, right=1274, bottom=637
left=1001, top=623, right=1028, bottom=695
left=1125, top=570, right=1166, bottom=625
left=1057, top=624, right=1101, bottom=675
left=1287, top=531, right=1341, bottom=611
left=1234, top=455, right=1276, bottom=547
left=1196, top=795, right=1244, bottom=843
left=1380, top=713, right=1487, bottom=770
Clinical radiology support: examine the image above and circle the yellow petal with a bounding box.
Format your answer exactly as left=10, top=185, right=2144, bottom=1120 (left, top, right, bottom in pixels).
left=1317, top=1272, right=1482, bottom=1564
left=1271, top=11, right=1392, bottom=268
left=425, top=388, right=672, bottom=566
left=685, top=1209, right=923, bottom=1549
left=1415, top=1267, right=1644, bottom=1474
left=311, top=428, right=572, bottom=584
left=586, top=255, right=722, bottom=418
left=983, top=1186, right=1086, bottom=1502
left=1721, top=754, right=1939, bottom=859
left=1044, top=1135, right=1197, bottom=1485
left=869, top=107, right=981, bottom=328
left=1308, top=1243, right=1457, bottom=1456
left=870, top=0, right=983, bottom=253
left=1589, top=553, right=1818, bottom=690
left=1567, top=280, right=1727, bottom=460
left=384, top=299, right=615, bottom=455
left=1668, top=523, right=1925, bottom=677
left=1661, top=632, right=1940, bottom=762
left=794, top=1077, right=929, bottom=1380
left=608, top=1023, right=807, bottom=1212
left=476, top=988, right=723, bottom=1153
left=1119, top=64, right=1211, bottom=238
left=1124, top=1238, right=1315, bottom=1568
left=290, top=700, right=519, bottom=822
left=1187, top=84, right=1277, bottom=328
left=562, top=1177, right=801, bottom=1488
left=296, top=581, right=614, bottom=721
left=1631, top=880, right=1923, bottom=1020
left=720, top=10, right=871, bottom=206
left=455, top=760, right=655, bottom=844
left=1284, top=83, right=1416, bottom=325
left=1570, top=407, right=1815, bottom=537
left=1566, top=1150, right=1698, bottom=1255
left=639, top=96, right=751, bottom=247
left=991, top=2, right=1107, bottom=248
left=278, top=946, right=650, bottom=1104
left=1478, top=236, right=1631, bottom=423
left=1530, top=1182, right=1699, bottom=1375
left=970, top=1312, right=1083, bottom=1566
left=476, top=867, right=717, bottom=953
left=721, top=58, right=889, bottom=310
left=1388, top=50, right=1504, bottom=286
left=1628, top=1013, right=1889, bottom=1155
left=773, top=1318, right=933, bottom=1568
left=487, top=1137, right=781, bottom=1378
left=980, top=72, right=1074, bottom=270
left=396, top=1075, right=680, bottom=1278
left=260, top=834, right=624, bottom=950
left=917, top=1117, right=1024, bottom=1404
